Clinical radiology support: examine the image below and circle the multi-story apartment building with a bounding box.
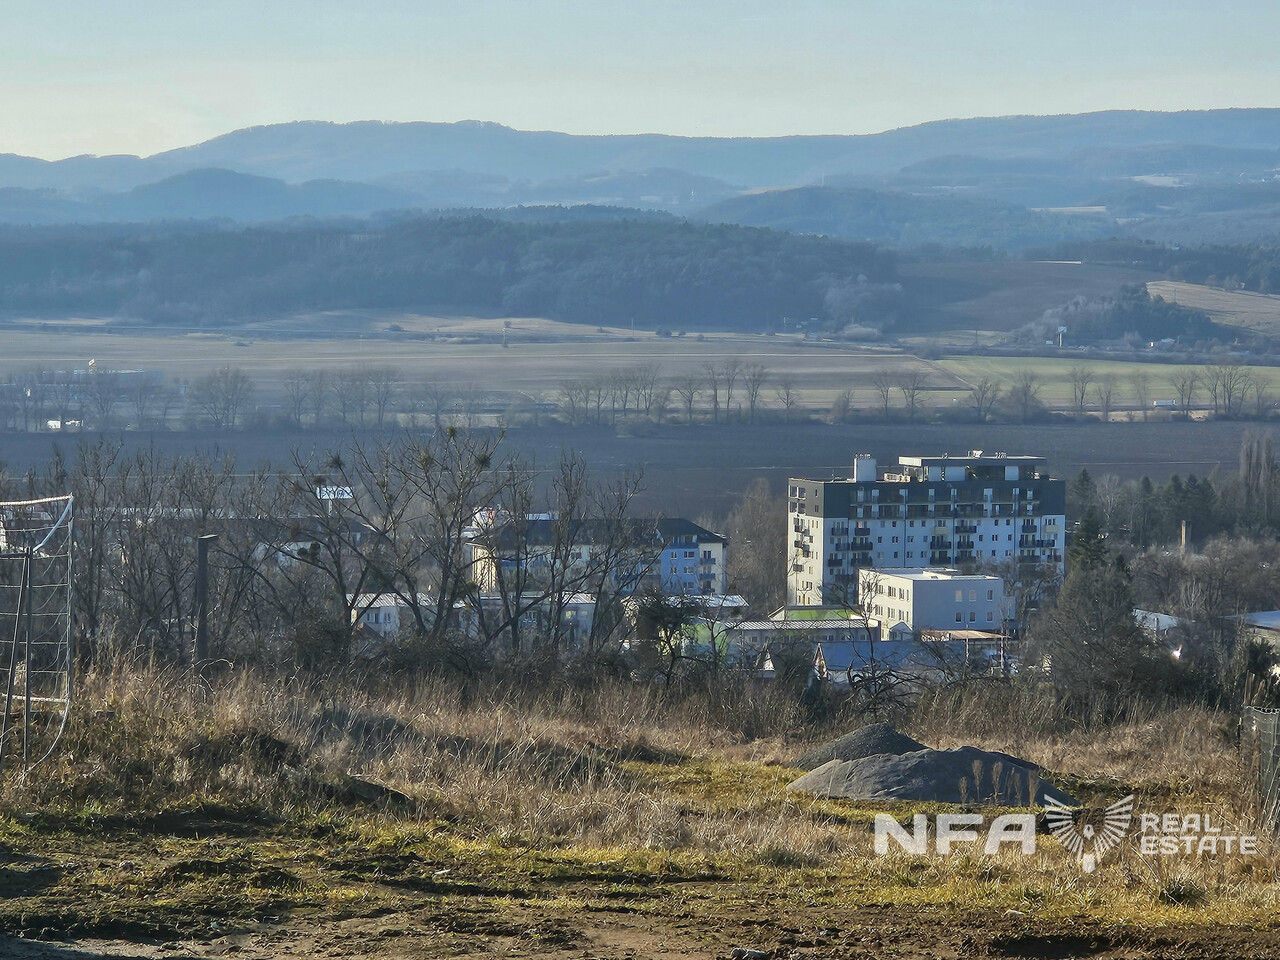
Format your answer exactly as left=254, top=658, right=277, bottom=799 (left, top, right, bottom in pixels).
left=467, top=517, right=727, bottom=596
left=787, top=451, right=1065, bottom=606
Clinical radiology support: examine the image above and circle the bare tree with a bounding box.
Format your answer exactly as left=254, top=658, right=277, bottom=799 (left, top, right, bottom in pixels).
left=970, top=376, right=1001, bottom=421
left=332, top=369, right=370, bottom=427
left=1008, top=370, right=1043, bottom=421
left=702, top=362, right=724, bottom=424
left=721, top=358, right=742, bottom=421
left=1169, top=369, right=1198, bottom=415
left=1093, top=374, right=1116, bottom=422
left=633, top=362, right=662, bottom=417
left=775, top=376, right=801, bottom=422
left=871, top=370, right=895, bottom=418
left=1130, top=371, right=1151, bottom=421
left=127, top=377, right=156, bottom=429
left=674, top=374, right=700, bottom=424
left=368, top=366, right=400, bottom=429
left=897, top=370, right=927, bottom=421
left=415, top=381, right=450, bottom=431
left=1206, top=360, right=1250, bottom=418
left=558, top=379, right=590, bottom=425
left=1068, top=366, right=1095, bottom=417
left=86, top=369, right=119, bottom=430
left=743, top=363, right=769, bottom=424
left=305, top=369, right=329, bottom=427
left=1251, top=373, right=1273, bottom=419
left=189, top=366, right=253, bottom=429
left=283, top=372, right=308, bottom=428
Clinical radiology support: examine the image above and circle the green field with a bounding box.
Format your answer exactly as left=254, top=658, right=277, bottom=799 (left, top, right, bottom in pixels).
left=938, top=356, right=1256, bottom=411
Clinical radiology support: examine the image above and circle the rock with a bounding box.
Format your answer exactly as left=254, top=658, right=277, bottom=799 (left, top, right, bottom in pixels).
left=794, top=722, right=927, bottom=771
left=787, top=745, right=1075, bottom=806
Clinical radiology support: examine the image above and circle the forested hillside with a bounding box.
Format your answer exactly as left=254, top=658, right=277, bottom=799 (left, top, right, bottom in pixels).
left=0, top=216, right=895, bottom=329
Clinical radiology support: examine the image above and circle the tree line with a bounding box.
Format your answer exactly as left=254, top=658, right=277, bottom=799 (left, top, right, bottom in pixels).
left=35, top=432, right=779, bottom=677
left=0, top=216, right=896, bottom=331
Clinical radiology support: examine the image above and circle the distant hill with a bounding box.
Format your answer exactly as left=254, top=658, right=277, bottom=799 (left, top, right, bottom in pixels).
left=5, top=110, right=1280, bottom=245
left=141, top=111, right=1280, bottom=185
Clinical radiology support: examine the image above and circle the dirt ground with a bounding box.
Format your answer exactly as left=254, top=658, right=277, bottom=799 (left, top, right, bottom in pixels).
left=3, top=888, right=1278, bottom=959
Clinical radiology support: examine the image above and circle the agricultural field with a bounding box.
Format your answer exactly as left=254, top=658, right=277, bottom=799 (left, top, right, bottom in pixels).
left=937, top=356, right=1226, bottom=410
left=1148, top=280, right=1280, bottom=337
left=0, top=315, right=961, bottom=414
left=901, top=259, right=1160, bottom=334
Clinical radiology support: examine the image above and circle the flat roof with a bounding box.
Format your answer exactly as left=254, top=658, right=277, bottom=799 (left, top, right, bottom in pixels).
left=899, top=458, right=1045, bottom=469
left=866, top=568, right=1001, bottom=582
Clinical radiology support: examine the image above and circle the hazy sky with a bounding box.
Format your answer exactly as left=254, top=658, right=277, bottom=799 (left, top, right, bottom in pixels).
left=4, top=0, right=1280, bottom=159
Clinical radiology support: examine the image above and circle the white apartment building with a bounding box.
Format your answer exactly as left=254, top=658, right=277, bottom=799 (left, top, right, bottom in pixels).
left=859, top=568, right=1004, bottom=635
left=788, top=451, right=1065, bottom=606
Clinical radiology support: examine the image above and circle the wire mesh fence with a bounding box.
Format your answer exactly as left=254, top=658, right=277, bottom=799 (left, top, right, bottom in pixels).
left=0, top=495, right=73, bottom=778
left=1241, top=706, right=1280, bottom=834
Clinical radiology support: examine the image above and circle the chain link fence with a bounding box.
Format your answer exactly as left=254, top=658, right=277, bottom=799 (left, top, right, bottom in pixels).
left=1241, top=707, right=1280, bottom=834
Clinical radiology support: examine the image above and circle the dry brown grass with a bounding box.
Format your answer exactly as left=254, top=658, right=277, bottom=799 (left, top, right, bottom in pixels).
left=3, top=662, right=1277, bottom=935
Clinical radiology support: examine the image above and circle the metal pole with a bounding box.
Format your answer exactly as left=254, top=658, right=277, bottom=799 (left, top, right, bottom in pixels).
left=0, top=551, right=30, bottom=778
left=23, top=548, right=33, bottom=772
left=195, top=534, right=218, bottom=666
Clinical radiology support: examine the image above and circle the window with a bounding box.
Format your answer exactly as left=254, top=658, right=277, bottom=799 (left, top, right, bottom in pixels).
left=969, top=589, right=977, bottom=601
left=955, top=612, right=963, bottom=623
left=969, top=611, right=976, bottom=622
left=987, top=612, right=994, bottom=622
left=987, top=590, right=994, bottom=601
left=955, top=589, right=962, bottom=602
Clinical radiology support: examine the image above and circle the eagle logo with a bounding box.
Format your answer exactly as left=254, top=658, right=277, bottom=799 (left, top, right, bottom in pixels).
left=1043, top=793, right=1135, bottom=873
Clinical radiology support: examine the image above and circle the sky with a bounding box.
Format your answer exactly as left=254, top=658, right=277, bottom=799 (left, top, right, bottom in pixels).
left=4, top=0, right=1280, bottom=159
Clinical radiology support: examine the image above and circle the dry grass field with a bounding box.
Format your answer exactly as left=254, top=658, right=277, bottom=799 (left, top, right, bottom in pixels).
left=1148, top=280, right=1280, bottom=336
left=902, top=260, right=1160, bottom=334
left=0, top=665, right=1274, bottom=958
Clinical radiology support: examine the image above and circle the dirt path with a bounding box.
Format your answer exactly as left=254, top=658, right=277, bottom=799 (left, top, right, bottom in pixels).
left=3, top=895, right=1278, bottom=960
